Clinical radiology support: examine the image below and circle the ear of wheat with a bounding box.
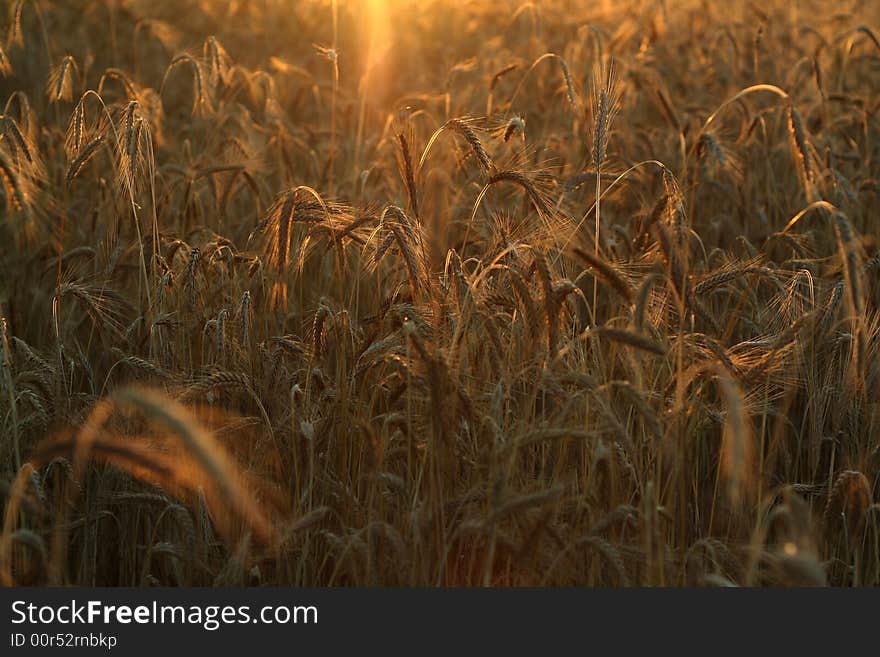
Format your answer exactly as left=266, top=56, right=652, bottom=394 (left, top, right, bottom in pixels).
left=47, top=55, right=78, bottom=103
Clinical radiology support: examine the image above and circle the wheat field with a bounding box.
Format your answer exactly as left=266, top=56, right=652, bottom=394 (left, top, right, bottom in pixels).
left=0, top=0, right=879, bottom=586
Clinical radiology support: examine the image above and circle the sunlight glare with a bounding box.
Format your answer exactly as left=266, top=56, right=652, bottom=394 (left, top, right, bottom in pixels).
left=365, top=0, right=393, bottom=76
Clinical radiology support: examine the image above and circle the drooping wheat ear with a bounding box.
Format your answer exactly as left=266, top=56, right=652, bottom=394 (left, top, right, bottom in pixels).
left=490, top=63, right=518, bottom=92
left=203, top=36, right=231, bottom=89
left=183, top=370, right=276, bottom=443
left=831, top=211, right=865, bottom=383
left=633, top=273, right=661, bottom=333
left=374, top=205, right=427, bottom=299
left=577, top=535, right=630, bottom=585
left=571, top=247, right=633, bottom=302
left=661, top=167, right=688, bottom=245
left=1, top=114, right=42, bottom=178
left=97, top=68, right=140, bottom=101
left=113, top=350, right=173, bottom=381
left=830, top=212, right=863, bottom=319
left=694, top=259, right=765, bottom=295
left=162, top=53, right=212, bottom=116
left=741, top=312, right=811, bottom=384
left=820, top=279, right=844, bottom=333
left=446, top=118, right=493, bottom=173
left=57, top=282, right=132, bottom=339
left=10, top=336, right=54, bottom=377
left=592, top=326, right=666, bottom=356
left=65, top=98, right=86, bottom=158
left=697, top=131, right=727, bottom=169
left=134, top=17, right=181, bottom=54
left=508, top=267, right=541, bottom=345
left=716, top=368, right=753, bottom=504
left=420, top=117, right=493, bottom=175
left=487, top=485, right=565, bottom=525
left=632, top=192, right=668, bottom=253
left=787, top=103, right=814, bottom=202
left=66, top=136, right=105, bottom=184
left=47, top=55, right=78, bottom=103
left=285, top=506, right=332, bottom=536
left=4, top=92, right=34, bottom=146
left=0, top=146, right=32, bottom=214
left=261, top=190, right=296, bottom=311
left=237, top=290, right=250, bottom=344
left=269, top=190, right=296, bottom=269
left=312, top=301, right=330, bottom=360
left=507, top=53, right=578, bottom=111
left=687, top=333, right=740, bottom=379
left=396, top=131, right=419, bottom=218
left=183, top=370, right=253, bottom=400
left=445, top=248, right=469, bottom=309
left=653, top=221, right=687, bottom=303
left=588, top=504, right=639, bottom=537
left=482, top=170, right=552, bottom=219
left=823, top=470, right=871, bottom=541
left=116, top=100, right=149, bottom=196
